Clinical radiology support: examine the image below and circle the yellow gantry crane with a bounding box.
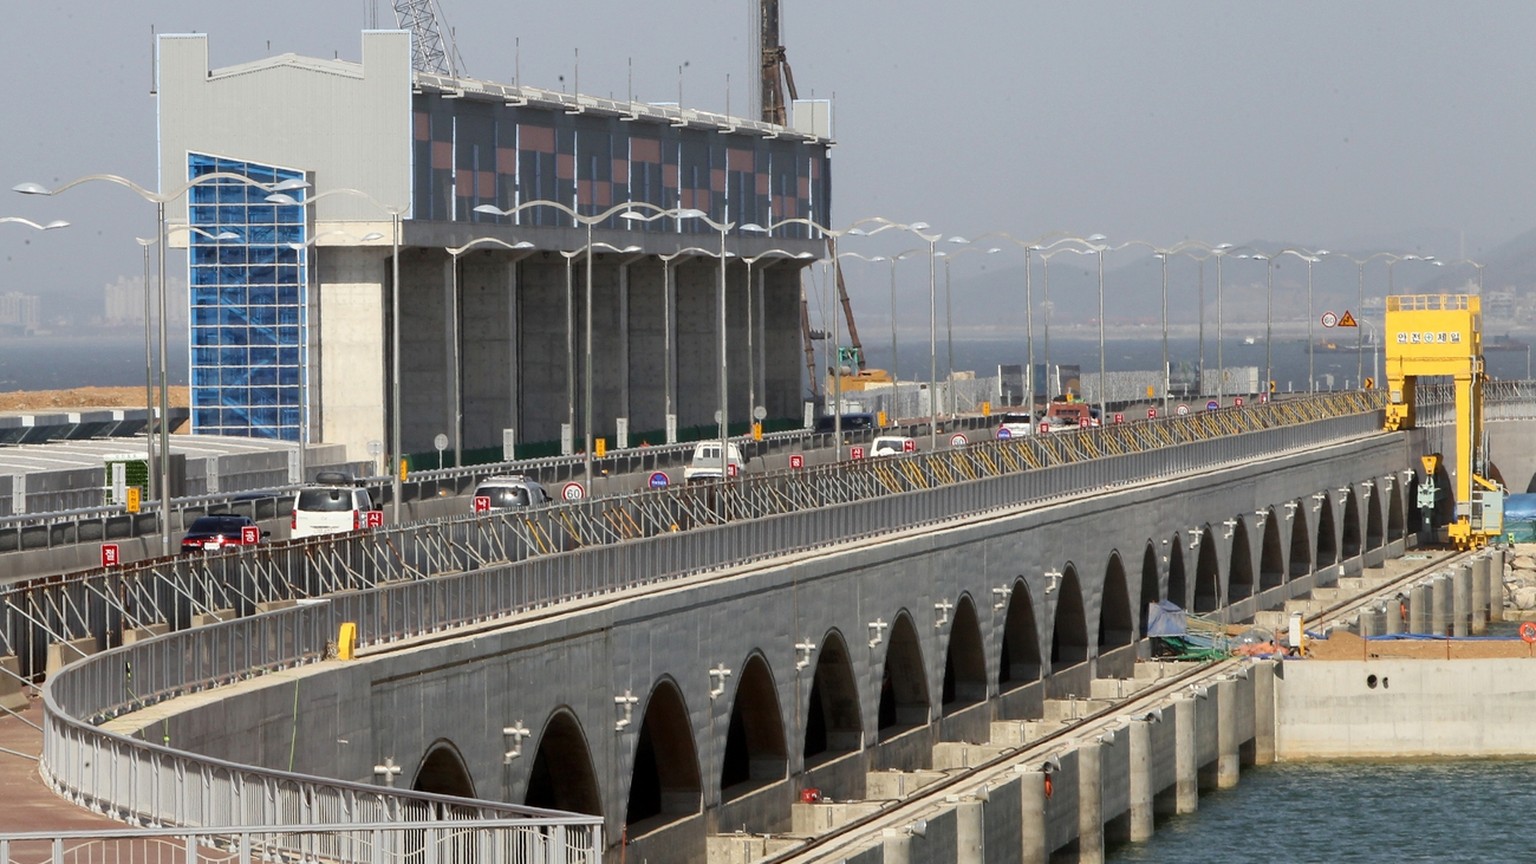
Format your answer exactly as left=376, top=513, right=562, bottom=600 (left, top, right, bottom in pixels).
left=1382, top=294, right=1504, bottom=549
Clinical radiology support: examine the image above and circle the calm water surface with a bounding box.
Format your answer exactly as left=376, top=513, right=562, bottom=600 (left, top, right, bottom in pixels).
left=1110, top=760, right=1536, bottom=863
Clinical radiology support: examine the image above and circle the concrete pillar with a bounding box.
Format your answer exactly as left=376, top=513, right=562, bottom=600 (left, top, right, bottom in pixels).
left=1384, top=593, right=1404, bottom=635
left=1489, top=547, right=1506, bottom=623
left=1358, top=607, right=1377, bottom=638
left=1251, top=661, right=1276, bottom=765
left=1173, top=695, right=1198, bottom=814
left=1408, top=582, right=1430, bottom=634
left=1077, top=741, right=1104, bottom=864
left=1452, top=565, right=1472, bottom=637
left=1018, top=770, right=1048, bottom=864
left=881, top=828, right=913, bottom=864
left=1430, top=574, right=1450, bottom=636
left=1127, top=717, right=1154, bottom=842
left=1472, top=555, right=1490, bottom=633
left=956, top=798, right=983, bottom=864
left=1215, top=678, right=1239, bottom=789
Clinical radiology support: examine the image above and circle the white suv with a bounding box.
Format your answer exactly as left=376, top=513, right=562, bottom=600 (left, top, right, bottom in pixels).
left=292, top=473, right=374, bottom=539
left=997, top=411, right=1035, bottom=439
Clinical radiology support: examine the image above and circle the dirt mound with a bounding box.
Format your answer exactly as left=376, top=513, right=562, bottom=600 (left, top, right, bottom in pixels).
left=0, top=386, right=190, bottom=412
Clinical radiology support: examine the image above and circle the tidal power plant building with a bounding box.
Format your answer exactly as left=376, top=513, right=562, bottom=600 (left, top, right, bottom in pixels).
left=156, top=30, right=832, bottom=465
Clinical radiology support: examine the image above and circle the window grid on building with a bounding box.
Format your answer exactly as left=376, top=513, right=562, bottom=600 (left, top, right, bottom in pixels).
left=186, top=152, right=308, bottom=442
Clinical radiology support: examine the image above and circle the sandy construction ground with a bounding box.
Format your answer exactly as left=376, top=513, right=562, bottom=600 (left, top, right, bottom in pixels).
left=0, top=386, right=189, bottom=413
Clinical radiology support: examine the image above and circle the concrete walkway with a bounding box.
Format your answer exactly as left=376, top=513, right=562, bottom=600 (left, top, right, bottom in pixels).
left=0, top=696, right=119, bottom=833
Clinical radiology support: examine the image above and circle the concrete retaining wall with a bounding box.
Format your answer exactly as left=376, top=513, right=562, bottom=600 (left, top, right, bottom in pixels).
left=1275, top=657, right=1536, bottom=759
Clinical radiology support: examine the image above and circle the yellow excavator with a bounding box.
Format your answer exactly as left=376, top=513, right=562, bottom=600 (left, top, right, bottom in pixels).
left=1382, top=294, right=1504, bottom=549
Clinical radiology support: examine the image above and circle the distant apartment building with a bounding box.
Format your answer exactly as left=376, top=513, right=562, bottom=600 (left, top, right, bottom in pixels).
left=0, top=292, right=40, bottom=334
left=103, top=276, right=188, bottom=326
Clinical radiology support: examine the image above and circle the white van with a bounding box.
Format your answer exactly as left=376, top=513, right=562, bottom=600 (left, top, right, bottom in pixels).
left=292, top=475, right=374, bottom=539
left=683, top=441, right=746, bottom=482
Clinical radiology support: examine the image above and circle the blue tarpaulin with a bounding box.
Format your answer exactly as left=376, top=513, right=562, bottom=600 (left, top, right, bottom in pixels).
left=1146, top=600, right=1188, bottom=637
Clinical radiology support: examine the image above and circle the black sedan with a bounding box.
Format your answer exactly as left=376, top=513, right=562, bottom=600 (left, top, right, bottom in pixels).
left=180, top=514, right=270, bottom=554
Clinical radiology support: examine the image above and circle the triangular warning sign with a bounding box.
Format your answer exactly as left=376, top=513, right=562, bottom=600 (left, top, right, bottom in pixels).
left=1337, top=310, right=1358, bottom=328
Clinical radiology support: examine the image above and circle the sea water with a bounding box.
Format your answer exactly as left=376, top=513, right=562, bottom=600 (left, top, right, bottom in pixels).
left=1110, top=759, right=1536, bottom=863
left=0, top=333, right=1529, bottom=393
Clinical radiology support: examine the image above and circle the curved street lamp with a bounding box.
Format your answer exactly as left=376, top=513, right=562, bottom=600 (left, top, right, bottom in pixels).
left=477, top=199, right=674, bottom=488
left=739, top=231, right=817, bottom=431
left=935, top=243, right=1001, bottom=415
left=19, top=171, right=308, bottom=552
left=657, top=246, right=720, bottom=443
left=1034, top=240, right=1100, bottom=405
left=619, top=206, right=735, bottom=478
left=137, top=226, right=242, bottom=494
left=1319, top=251, right=1399, bottom=388
left=967, top=231, right=1075, bottom=416
left=1116, top=239, right=1210, bottom=418
left=0, top=217, right=69, bottom=230
left=267, top=186, right=412, bottom=519
left=445, top=238, right=536, bottom=467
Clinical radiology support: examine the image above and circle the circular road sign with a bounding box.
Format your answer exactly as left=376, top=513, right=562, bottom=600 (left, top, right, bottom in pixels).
left=753, top=405, right=767, bottom=421
left=1177, top=404, right=1189, bottom=416
left=1206, top=400, right=1220, bottom=412
left=1321, top=311, right=1338, bottom=328
left=561, top=481, right=586, bottom=501
left=996, top=426, right=1012, bottom=440
left=950, top=432, right=967, bottom=447
left=433, top=433, right=448, bottom=451
left=647, top=471, right=669, bottom=490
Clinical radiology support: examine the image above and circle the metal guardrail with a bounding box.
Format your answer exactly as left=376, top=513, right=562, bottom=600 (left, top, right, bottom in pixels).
left=0, top=422, right=954, bottom=557
left=35, top=393, right=1382, bottom=848
left=0, top=820, right=599, bottom=864
left=8, top=392, right=1384, bottom=676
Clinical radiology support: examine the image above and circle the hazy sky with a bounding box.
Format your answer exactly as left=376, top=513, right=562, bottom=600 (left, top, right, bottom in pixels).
left=4, top=2, right=1533, bottom=320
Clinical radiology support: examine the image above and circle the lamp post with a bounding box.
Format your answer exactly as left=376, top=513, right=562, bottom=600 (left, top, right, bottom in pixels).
left=445, top=238, right=535, bottom=467
left=621, top=208, right=734, bottom=477
left=19, top=171, right=307, bottom=552
left=140, top=226, right=242, bottom=494
left=1320, top=251, right=1399, bottom=389
left=657, top=246, right=717, bottom=443
left=267, top=186, right=410, bottom=521
left=935, top=242, right=1001, bottom=416
left=844, top=216, right=952, bottom=449
left=739, top=243, right=815, bottom=430
left=1035, top=242, right=1098, bottom=403
left=1086, top=235, right=1109, bottom=424
left=475, top=199, right=670, bottom=488
left=1212, top=244, right=1234, bottom=399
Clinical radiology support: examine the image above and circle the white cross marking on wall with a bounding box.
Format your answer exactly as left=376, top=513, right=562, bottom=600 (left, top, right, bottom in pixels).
left=502, top=722, right=530, bottom=763
left=614, top=690, right=639, bottom=731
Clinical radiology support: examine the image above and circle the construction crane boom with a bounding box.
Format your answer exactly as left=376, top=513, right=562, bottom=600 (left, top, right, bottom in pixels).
left=761, top=0, right=868, bottom=401
left=393, top=0, right=465, bottom=77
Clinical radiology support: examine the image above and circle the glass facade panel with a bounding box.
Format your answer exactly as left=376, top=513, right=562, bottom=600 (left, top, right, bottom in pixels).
left=186, top=152, right=307, bottom=441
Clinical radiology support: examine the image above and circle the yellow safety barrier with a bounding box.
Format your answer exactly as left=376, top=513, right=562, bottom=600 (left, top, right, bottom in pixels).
left=337, top=622, right=357, bottom=660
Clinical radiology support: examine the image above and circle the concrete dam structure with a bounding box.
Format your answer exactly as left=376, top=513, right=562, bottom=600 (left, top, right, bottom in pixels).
left=75, top=411, right=1425, bottom=862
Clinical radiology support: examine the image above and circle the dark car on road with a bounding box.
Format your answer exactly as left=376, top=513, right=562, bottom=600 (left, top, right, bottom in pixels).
left=180, top=514, right=270, bottom=554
